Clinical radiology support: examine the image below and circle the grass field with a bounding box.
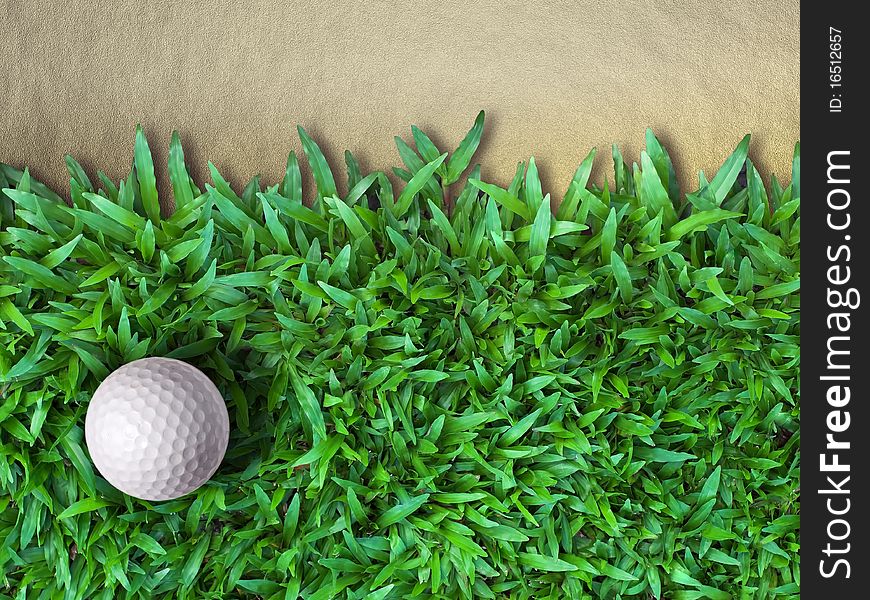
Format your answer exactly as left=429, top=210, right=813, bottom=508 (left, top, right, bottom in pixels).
left=0, top=113, right=799, bottom=599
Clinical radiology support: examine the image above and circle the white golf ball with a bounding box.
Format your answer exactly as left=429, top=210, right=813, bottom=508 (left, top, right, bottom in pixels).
left=85, top=357, right=230, bottom=501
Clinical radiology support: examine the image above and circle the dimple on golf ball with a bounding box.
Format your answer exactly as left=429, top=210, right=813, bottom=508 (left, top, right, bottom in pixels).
left=85, top=357, right=229, bottom=501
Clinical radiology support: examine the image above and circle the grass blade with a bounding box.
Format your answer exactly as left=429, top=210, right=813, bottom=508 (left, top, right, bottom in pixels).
left=709, top=134, right=750, bottom=205
left=445, top=110, right=485, bottom=184
left=134, top=124, right=161, bottom=224
left=169, top=131, right=194, bottom=210
left=394, top=153, right=447, bottom=217
left=297, top=126, right=337, bottom=200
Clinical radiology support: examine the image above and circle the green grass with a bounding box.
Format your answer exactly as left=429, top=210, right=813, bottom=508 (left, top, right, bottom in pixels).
left=0, top=113, right=799, bottom=599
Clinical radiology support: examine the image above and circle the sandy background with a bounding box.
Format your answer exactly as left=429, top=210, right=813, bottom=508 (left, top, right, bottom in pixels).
left=1, top=0, right=799, bottom=211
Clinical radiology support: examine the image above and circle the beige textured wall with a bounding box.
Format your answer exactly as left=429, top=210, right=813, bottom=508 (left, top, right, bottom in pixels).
left=1, top=0, right=799, bottom=210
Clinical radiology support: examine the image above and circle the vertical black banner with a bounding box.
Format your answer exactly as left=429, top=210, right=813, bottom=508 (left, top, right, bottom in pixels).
left=802, top=2, right=868, bottom=595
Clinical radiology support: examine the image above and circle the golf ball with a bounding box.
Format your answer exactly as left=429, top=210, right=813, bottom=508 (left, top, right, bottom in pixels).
left=85, top=357, right=229, bottom=501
